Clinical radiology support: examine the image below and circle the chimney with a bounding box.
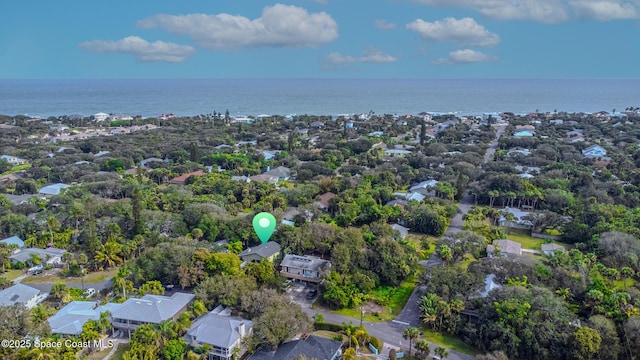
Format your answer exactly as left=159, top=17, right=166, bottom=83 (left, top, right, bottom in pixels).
left=238, top=323, right=246, bottom=337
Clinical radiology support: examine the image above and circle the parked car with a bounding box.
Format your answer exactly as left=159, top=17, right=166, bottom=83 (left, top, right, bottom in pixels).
left=83, top=288, right=96, bottom=298
left=306, top=289, right=318, bottom=299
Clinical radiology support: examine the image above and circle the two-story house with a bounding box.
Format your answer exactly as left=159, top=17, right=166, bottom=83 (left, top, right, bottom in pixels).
left=110, top=293, right=195, bottom=338
left=185, top=306, right=253, bottom=360
left=280, top=254, right=331, bottom=284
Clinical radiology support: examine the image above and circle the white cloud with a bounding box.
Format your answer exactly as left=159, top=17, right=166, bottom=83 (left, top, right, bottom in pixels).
left=432, top=49, right=498, bottom=64
left=569, top=0, right=639, bottom=20
left=406, top=17, right=500, bottom=47
left=79, top=36, right=195, bottom=62
left=411, top=0, right=570, bottom=23
left=375, top=19, right=397, bottom=30
left=136, top=4, right=338, bottom=50
left=325, top=48, right=398, bottom=65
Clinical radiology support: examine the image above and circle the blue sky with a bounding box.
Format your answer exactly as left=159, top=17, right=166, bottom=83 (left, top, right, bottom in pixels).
left=1, top=0, right=639, bottom=78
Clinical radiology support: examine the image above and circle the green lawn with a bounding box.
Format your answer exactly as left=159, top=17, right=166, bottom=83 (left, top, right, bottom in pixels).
left=505, top=230, right=568, bottom=250
left=332, top=274, right=419, bottom=322
left=454, top=254, right=476, bottom=271
left=22, top=268, right=117, bottom=284
left=421, top=329, right=479, bottom=356
left=2, top=269, right=24, bottom=280
left=312, top=330, right=346, bottom=342
left=406, top=233, right=438, bottom=260
left=110, top=344, right=130, bottom=360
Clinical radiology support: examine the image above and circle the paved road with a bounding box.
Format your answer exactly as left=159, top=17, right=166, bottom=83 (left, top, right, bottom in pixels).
left=303, top=124, right=508, bottom=359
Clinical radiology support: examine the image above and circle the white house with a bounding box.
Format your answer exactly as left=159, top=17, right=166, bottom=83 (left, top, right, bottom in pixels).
left=93, top=112, right=110, bottom=122
left=0, top=155, right=27, bottom=165
left=185, top=306, right=253, bottom=360
left=0, top=284, right=45, bottom=308
left=582, top=144, right=607, bottom=158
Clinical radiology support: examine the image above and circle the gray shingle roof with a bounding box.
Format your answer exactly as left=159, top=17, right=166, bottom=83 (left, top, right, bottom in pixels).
left=10, top=247, right=66, bottom=264
left=0, top=284, right=40, bottom=307
left=186, top=311, right=253, bottom=349
left=48, top=301, right=123, bottom=335
left=239, top=242, right=281, bottom=261
left=280, top=254, right=330, bottom=272
left=249, top=335, right=342, bottom=360
left=111, top=292, right=194, bottom=324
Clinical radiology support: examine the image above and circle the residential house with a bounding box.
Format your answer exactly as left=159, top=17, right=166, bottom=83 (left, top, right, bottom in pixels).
left=408, top=180, right=438, bottom=199
left=280, top=254, right=331, bottom=283
left=185, top=306, right=253, bottom=360
left=0, top=155, right=27, bottom=165
left=140, top=157, right=166, bottom=167
left=498, top=207, right=533, bottom=230
left=506, top=149, right=531, bottom=158
left=111, top=292, right=195, bottom=338
left=582, top=144, right=607, bottom=159
left=231, top=175, right=251, bottom=183
left=170, top=170, right=207, bottom=185
left=93, top=112, right=110, bottom=122
left=384, top=199, right=407, bottom=210
left=248, top=174, right=278, bottom=185
left=0, top=284, right=45, bottom=308
left=310, top=121, right=325, bottom=129
left=48, top=301, right=123, bottom=336
left=239, top=242, right=282, bottom=263
left=0, top=236, right=24, bottom=248
left=391, top=224, right=409, bottom=239
left=486, top=239, right=522, bottom=257
left=541, top=243, right=566, bottom=256
left=38, top=183, right=70, bottom=196
left=10, top=247, right=67, bottom=266
left=4, top=194, right=33, bottom=205
left=0, top=173, right=23, bottom=184
left=315, top=192, right=336, bottom=210
left=513, top=130, right=534, bottom=138
left=434, top=119, right=458, bottom=132
left=384, top=149, right=412, bottom=157
left=264, top=166, right=291, bottom=181
left=249, top=335, right=342, bottom=360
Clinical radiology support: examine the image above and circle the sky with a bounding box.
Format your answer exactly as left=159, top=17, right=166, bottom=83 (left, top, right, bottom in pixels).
left=1, top=0, right=639, bottom=78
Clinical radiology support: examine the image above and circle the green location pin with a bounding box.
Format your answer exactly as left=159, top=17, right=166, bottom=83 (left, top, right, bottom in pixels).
left=253, top=212, right=276, bottom=244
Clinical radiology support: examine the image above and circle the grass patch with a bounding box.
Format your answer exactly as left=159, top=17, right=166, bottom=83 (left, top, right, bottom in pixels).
left=2, top=269, right=25, bottom=281
left=332, top=273, right=419, bottom=322
left=312, top=330, right=345, bottom=342
left=454, top=254, right=476, bottom=271
left=110, top=343, right=130, bottom=360
left=406, top=233, right=438, bottom=260
left=421, top=329, right=479, bottom=356
left=22, top=268, right=117, bottom=284
left=504, top=231, right=546, bottom=250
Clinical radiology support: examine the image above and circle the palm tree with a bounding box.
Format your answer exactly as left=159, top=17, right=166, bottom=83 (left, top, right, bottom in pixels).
left=436, top=245, right=452, bottom=266
left=342, top=322, right=357, bottom=348
left=416, top=340, right=431, bottom=360
left=402, top=326, right=420, bottom=357
left=115, top=266, right=132, bottom=298
left=435, top=346, right=449, bottom=359
left=419, top=293, right=440, bottom=329
left=97, top=311, right=112, bottom=335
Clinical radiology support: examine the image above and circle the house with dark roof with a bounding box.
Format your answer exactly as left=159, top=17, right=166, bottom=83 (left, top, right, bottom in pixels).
left=0, top=284, right=44, bottom=308
left=315, top=192, right=336, bottom=210
left=280, top=254, right=331, bottom=283
left=249, top=335, right=342, bottom=360
left=110, top=292, right=195, bottom=338
left=185, top=306, right=253, bottom=360
left=48, top=301, right=123, bottom=336
left=249, top=174, right=278, bottom=185
left=239, top=242, right=281, bottom=263
left=170, top=170, right=207, bottom=185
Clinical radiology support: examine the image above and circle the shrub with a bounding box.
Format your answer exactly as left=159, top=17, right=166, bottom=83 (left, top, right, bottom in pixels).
left=369, top=336, right=382, bottom=351
left=314, top=322, right=343, bottom=332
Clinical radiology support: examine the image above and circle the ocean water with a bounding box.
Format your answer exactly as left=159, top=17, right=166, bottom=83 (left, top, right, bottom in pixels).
left=0, top=78, right=638, bottom=118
